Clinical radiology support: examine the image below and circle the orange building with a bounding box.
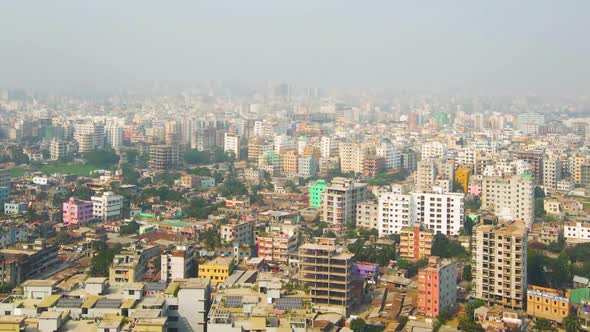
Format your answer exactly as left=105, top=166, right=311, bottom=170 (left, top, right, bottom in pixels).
left=399, top=224, right=433, bottom=261
left=526, top=286, right=570, bottom=323
left=418, top=257, right=457, bottom=317
left=280, top=149, right=298, bottom=175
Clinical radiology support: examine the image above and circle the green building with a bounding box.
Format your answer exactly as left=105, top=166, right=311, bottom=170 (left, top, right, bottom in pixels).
left=309, top=180, right=327, bottom=208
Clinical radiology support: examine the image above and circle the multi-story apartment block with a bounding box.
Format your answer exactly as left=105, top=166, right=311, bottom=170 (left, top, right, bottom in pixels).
left=321, top=177, right=367, bottom=230
left=256, top=224, right=301, bottom=264
left=104, top=125, right=124, bottom=148
left=224, top=133, right=240, bottom=160
left=74, top=122, right=104, bottom=153
left=109, top=244, right=160, bottom=285
left=564, top=221, right=590, bottom=243
left=421, top=141, right=447, bottom=161
left=526, top=286, right=570, bottom=323
left=481, top=174, right=534, bottom=227
left=220, top=221, right=254, bottom=246
left=339, top=142, right=372, bottom=174
left=149, top=144, right=182, bottom=171
left=279, top=149, right=298, bottom=175
left=472, top=221, right=527, bottom=310
left=298, top=156, right=318, bottom=177
left=542, top=158, right=562, bottom=190
left=62, top=196, right=94, bottom=225
left=418, top=257, right=457, bottom=317
left=160, top=245, right=196, bottom=283
left=399, top=224, right=434, bottom=261
left=91, top=191, right=124, bottom=221
left=355, top=201, right=379, bottom=230
left=376, top=142, right=401, bottom=169
left=0, top=167, right=9, bottom=203
left=299, top=242, right=354, bottom=312
left=198, top=257, right=235, bottom=286
left=164, top=278, right=211, bottom=332
left=513, top=150, right=543, bottom=182
left=309, top=179, right=327, bottom=208
left=416, top=160, right=437, bottom=192
left=377, top=192, right=464, bottom=236
left=49, top=139, right=67, bottom=160
left=0, top=240, right=59, bottom=286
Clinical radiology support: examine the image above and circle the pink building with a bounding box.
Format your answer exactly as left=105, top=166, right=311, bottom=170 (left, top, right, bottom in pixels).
left=418, top=257, right=457, bottom=317
left=63, top=196, right=94, bottom=225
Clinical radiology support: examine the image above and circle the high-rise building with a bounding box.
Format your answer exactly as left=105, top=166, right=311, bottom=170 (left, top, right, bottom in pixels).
left=472, top=220, right=527, bottom=310
left=91, top=191, right=124, bottom=221
left=299, top=242, right=354, bottom=312
left=224, top=133, right=240, bottom=160
left=513, top=150, right=544, bottom=182
left=0, top=167, right=9, bottom=203
left=165, top=278, right=211, bottom=332
left=481, top=174, right=534, bottom=227
left=74, top=123, right=104, bottom=153
left=421, top=141, right=447, bottom=161
left=377, top=192, right=464, bottom=236
left=455, top=166, right=471, bottom=193
left=416, top=160, right=437, bottom=192
left=149, top=145, right=182, bottom=171
left=399, top=224, right=434, bottom=261
left=376, top=142, right=401, bottom=169
left=49, top=139, right=67, bottom=160
left=418, top=257, right=457, bottom=317
left=105, top=125, right=124, bottom=148
left=298, top=156, right=318, bottom=177
left=339, top=142, right=372, bottom=174
left=321, top=177, right=368, bottom=230
left=355, top=201, right=379, bottom=230
left=160, top=245, right=196, bottom=283
left=279, top=149, right=298, bottom=175
left=542, top=158, right=562, bottom=189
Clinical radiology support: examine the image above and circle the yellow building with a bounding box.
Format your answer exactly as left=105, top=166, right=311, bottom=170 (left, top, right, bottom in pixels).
left=0, top=316, right=26, bottom=332
left=280, top=149, right=299, bottom=175
left=455, top=166, right=470, bottom=193
left=198, top=257, right=235, bottom=286
left=527, top=286, right=570, bottom=323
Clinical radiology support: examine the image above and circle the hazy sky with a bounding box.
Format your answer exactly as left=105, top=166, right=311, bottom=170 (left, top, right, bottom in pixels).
left=1, top=1, right=589, bottom=94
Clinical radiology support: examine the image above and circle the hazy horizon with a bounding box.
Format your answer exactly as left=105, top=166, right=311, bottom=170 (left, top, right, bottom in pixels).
left=1, top=1, right=589, bottom=95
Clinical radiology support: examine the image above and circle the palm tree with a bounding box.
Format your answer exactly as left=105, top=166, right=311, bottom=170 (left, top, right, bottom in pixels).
left=563, top=311, right=581, bottom=332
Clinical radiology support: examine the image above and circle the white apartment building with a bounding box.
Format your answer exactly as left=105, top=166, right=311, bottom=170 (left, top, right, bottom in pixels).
left=224, top=133, right=240, bottom=160
left=74, top=123, right=104, bottom=153
left=161, top=245, right=196, bottom=283
left=338, top=142, right=372, bottom=174
left=105, top=125, right=124, bottom=148
left=564, top=222, right=590, bottom=243
left=165, top=278, right=211, bottom=332
left=472, top=221, right=527, bottom=310
left=321, top=177, right=368, bottom=230
left=481, top=174, right=534, bottom=227
left=298, top=156, right=318, bottom=177
left=50, top=139, right=67, bottom=160
left=220, top=221, right=254, bottom=246
left=320, top=136, right=338, bottom=158
left=91, top=191, right=124, bottom=221
left=421, top=141, right=447, bottom=161
left=543, top=159, right=562, bottom=189
left=355, top=201, right=380, bottom=229
left=253, top=120, right=274, bottom=138
left=376, top=143, right=401, bottom=169
left=416, top=160, right=437, bottom=192
left=377, top=191, right=464, bottom=236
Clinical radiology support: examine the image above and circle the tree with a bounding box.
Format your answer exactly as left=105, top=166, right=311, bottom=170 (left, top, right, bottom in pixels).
left=184, top=149, right=211, bottom=165
left=54, top=231, right=70, bottom=246
left=119, top=220, right=140, bottom=235
left=183, top=198, right=218, bottom=219
left=431, top=233, right=467, bottom=258
left=458, top=319, right=485, bottom=332
left=532, top=318, right=557, bottom=332
left=202, top=229, right=221, bottom=250
left=89, top=244, right=122, bottom=277
left=217, top=171, right=247, bottom=197
left=464, top=299, right=485, bottom=322
left=563, top=311, right=581, bottom=332
left=350, top=318, right=367, bottom=332
left=463, top=264, right=473, bottom=281
left=85, top=148, right=120, bottom=168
